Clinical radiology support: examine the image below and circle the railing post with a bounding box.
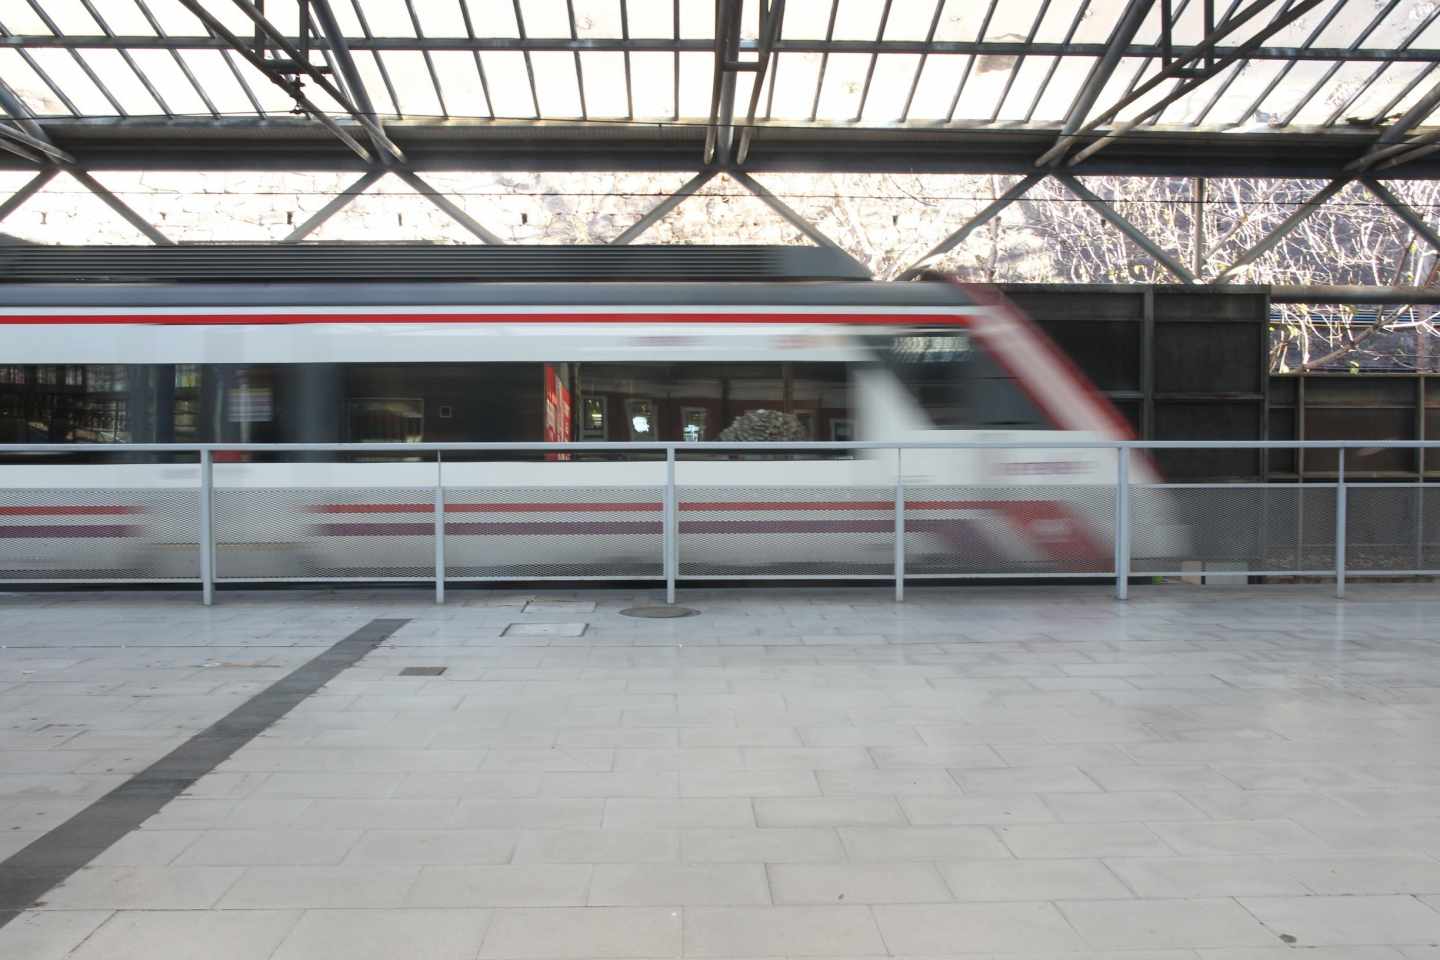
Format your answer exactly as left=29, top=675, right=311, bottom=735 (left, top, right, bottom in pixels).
left=1335, top=447, right=1346, bottom=599
left=198, top=449, right=214, bottom=606
left=1115, top=445, right=1130, bottom=601
left=434, top=452, right=445, bottom=605
left=664, top=447, right=677, bottom=605
left=894, top=447, right=904, bottom=603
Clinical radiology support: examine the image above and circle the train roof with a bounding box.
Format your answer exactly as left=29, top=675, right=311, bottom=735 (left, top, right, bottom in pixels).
left=0, top=242, right=984, bottom=310
left=2, top=280, right=975, bottom=310
left=0, top=243, right=874, bottom=284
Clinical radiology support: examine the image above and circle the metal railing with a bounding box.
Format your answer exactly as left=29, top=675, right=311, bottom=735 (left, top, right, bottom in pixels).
left=1, top=439, right=1437, bottom=605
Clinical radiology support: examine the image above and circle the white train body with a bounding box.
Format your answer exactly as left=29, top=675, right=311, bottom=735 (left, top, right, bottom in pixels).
left=0, top=280, right=1178, bottom=581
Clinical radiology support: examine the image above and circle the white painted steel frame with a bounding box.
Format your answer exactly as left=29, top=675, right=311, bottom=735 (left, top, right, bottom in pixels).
left=4, top=439, right=1440, bottom=605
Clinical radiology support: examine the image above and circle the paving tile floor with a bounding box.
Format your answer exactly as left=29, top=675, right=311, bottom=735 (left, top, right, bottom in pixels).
left=1, top=583, right=1440, bottom=957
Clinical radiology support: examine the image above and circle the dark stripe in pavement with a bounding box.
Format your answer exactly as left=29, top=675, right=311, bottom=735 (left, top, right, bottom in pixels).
left=0, top=616, right=409, bottom=928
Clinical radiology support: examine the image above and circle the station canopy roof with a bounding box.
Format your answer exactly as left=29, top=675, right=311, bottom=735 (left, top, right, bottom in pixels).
left=3, top=0, right=1440, bottom=178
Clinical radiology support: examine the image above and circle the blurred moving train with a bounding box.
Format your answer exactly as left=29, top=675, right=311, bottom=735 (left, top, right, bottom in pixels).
left=0, top=246, right=1178, bottom=581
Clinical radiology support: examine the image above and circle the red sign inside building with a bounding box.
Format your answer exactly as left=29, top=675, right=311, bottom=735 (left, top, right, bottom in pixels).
left=544, top=364, right=572, bottom=460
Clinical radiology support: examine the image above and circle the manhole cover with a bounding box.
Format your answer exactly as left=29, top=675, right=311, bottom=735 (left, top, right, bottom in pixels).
left=620, top=606, right=700, bottom=619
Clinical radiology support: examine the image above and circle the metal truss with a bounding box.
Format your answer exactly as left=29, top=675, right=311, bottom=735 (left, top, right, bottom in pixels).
left=3, top=0, right=1440, bottom=275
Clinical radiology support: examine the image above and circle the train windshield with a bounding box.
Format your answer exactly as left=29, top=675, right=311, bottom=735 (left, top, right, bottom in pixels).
left=869, top=330, right=1051, bottom=431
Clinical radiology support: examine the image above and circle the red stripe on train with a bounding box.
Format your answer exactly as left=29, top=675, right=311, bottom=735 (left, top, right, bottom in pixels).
left=0, top=524, right=141, bottom=538
left=0, top=312, right=971, bottom=326
left=0, top=505, right=144, bottom=516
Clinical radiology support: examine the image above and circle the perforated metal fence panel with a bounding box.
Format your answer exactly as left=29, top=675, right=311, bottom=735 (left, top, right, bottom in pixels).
left=679, top=486, right=895, bottom=577
left=1346, top=484, right=1440, bottom=573
left=1130, top=484, right=1337, bottom=577
left=0, top=487, right=199, bottom=582
left=903, top=485, right=1115, bottom=577
left=443, top=485, right=663, bottom=580
left=213, top=487, right=434, bottom=581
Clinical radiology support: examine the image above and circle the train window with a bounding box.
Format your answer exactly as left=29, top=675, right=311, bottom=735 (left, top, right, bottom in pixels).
left=626, top=398, right=657, bottom=440
left=580, top=397, right=607, bottom=440
left=347, top=398, right=424, bottom=443
left=868, top=331, right=1050, bottom=430
left=680, top=407, right=707, bottom=442
left=871, top=331, right=972, bottom=427
left=0, top=361, right=855, bottom=445
left=575, top=362, right=850, bottom=444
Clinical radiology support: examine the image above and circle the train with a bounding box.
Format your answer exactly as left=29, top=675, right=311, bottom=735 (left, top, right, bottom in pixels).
left=0, top=251, right=1181, bottom=583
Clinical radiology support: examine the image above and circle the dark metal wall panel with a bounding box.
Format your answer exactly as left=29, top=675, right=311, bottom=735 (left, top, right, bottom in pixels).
left=1269, top=373, right=1428, bottom=479
left=1002, top=284, right=1271, bottom=481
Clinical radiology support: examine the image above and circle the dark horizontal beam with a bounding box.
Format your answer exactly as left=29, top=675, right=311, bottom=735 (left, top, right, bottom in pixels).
left=2, top=34, right=1438, bottom=63
left=1270, top=284, right=1440, bottom=304
left=9, top=118, right=1440, bottom=179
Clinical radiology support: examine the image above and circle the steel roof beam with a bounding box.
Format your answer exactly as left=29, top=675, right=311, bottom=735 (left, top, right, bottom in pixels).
left=0, top=125, right=66, bottom=165
left=67, top=169, right=172, bottom=245
left=1360, top=177, right=1440, bottom=254
left=174, top=0, right=379, bottom=165
left=283, top=170, right=382, bottom=243
left=1056, top=173, right=1197, bottom=283
left=310, top=0, right=397, bottom=166
left=10, top=32, right=1440, bottom=63
left=729, top=170, right=868, bottom=275
left=1042, top=0, right=1325, bottom=167
left=896, top=173, right=1047, bottom=280
left=225, top=0, right=404, bottom=159
left=705, top=0, right=743, bottom=164
left=1041, top=0, right=1157, bottom=167
left=609, top=171, right=716, bottom=244
left=0, top=77, right=74, bottom=165
left=1346, top=71, right=1440, bottom=174
left=735, top=0, right=786, bottom=165
left=0, top=168, right=56, bottom=222
left=0, top=137, right=43, bottom=165
left=394, top=170, right=504, bottom=245
left=1213, top=177, right=1351, bottom=282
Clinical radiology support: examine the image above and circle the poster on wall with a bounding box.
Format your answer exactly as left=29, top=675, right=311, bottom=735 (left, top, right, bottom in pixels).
left=544, top=364, right=572, bottom=461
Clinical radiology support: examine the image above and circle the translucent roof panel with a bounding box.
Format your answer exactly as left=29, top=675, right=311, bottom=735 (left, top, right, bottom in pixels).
left=2, top=0, right=1439, bottom=177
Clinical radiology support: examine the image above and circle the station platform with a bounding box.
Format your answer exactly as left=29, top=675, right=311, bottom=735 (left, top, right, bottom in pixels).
left=2, top=583, right=1440, bottom=958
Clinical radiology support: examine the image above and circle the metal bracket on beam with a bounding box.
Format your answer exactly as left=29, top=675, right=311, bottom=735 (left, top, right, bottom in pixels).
left=1042, top=0, right=1326, bottom=168
left=175, top=0, right=396, bottom=165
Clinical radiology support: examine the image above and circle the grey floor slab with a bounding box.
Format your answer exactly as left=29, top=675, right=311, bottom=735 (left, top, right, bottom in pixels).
left=4, top=583, right=1440, bottom=958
